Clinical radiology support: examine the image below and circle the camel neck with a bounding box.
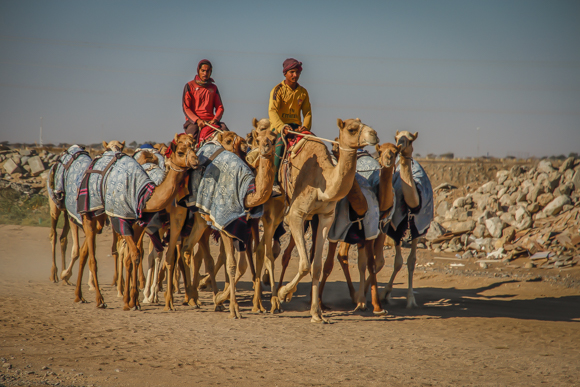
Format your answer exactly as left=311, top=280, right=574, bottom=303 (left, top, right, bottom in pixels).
left=245, top=154, right=275, bottom=208
left=378, top=165, right=395, bottom=212
left=143, top=168, right=186, bottom=213
left=322, top=145, right=358, bottom=201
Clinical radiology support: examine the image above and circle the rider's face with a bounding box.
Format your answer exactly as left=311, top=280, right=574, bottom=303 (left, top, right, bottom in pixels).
left=198, top=64, right=212, bottom=81
left=284, top=69, right=301, bottom=85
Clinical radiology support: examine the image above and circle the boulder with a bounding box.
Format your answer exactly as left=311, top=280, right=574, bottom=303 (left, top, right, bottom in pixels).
left=559, top=157, right=575, bottom=173
left=537, top=160, right=555, bottom=174
left=27, top=156, right=45, bottom=176
left=485, top=217, right=504, bottom=238
left=453, top=197, right=465, bottom=208
left=571, top=170, right=580, bottom=191
left=472, top=224, right=487, bottom=238
left=425, top=221, right=446, bottom=241
left=537, top=193, right=554, bottom=207
left=543, top=195, right=571, bottom=216
left=450, top=220, right=476, bottom=234
left=436, top=201, right=450, bottom=217
left=2, top=158, right=22, bottom=174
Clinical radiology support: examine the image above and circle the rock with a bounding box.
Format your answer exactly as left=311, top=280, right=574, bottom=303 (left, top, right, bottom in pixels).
left=524, top=262, right=534, bottom=269
left=499, top=193, right=512, bottom=207
left=537, top=160, right=555, bottom=174
left=481, top=181, right=495, bottom=194
left=527, top=202, right=540, bottom=214
left=27, top=156, right=45, bottom=175
left=462, top=250, right=474, bottom=259
left=453, top=197, right=465, bottom=208
left=425, top=221, right=446, bottom=241
left=560, top=182, right=574, bottom=196
left=19, top=149, right=33, bottom=156
left=562, top=204, right=574, bottom=212
left=510, top=165, right=524, bottom=178
left=436, top=201, right=450, bottom=217
left=450, top=220, right=476, bottom=234
left=571, top=170, right=580, bottom=191
left=21, top=156, right=30, bottom=165
left=559, top=157, right=575, bottom=173
left=500, top=212, right=515, bottom=225
left=2, top=363, right=11, bottom=369
left=537, top=193, right=554, bottom=207
left=545, top=174, right=561, bottom=192
left=3, top=158, right=23, bottom=174
left=543, top=195, right=571, bottom=216
left=480, top=262, right=488, bottom=269
left=472, top=224, right=487, bottom=238
left=485, top=217, right=504, bottom=238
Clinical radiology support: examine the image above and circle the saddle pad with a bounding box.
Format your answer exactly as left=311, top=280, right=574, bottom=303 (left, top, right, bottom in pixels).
left=182, top=142, right=263, bottom=231
left=78, top=151, right=155, bottom=220
left=391, top=158, right=434, bottom=235
left=141, top=163, right=166, bottom=186
left=133, top=148, right=165, bottom=170
left=328, top=173, right=380, bottom=243
left=46, top=145, right=90, bottom=210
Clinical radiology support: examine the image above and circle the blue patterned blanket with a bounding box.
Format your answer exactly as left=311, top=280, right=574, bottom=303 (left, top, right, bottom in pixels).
left=140, top=163, right=165, bottom=186
left=133, top=148, right=166, bottom=170
left=391, top=158, right=433, bottom=235
left=46, top=145, right=93, bottom=225
left=77, top=151, right=155, bottom=220
left=181, top=142, right=263, bottom=231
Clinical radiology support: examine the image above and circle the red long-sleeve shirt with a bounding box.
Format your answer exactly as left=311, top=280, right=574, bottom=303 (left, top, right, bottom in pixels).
left=182, top=79, right=224, bottom=124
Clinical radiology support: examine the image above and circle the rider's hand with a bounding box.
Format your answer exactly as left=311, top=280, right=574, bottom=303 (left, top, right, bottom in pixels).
left=196, top=119, right=205, bottom=127
left=208, top=119, right=217, bottom=126
left=282, top=125, right=292, bottom=136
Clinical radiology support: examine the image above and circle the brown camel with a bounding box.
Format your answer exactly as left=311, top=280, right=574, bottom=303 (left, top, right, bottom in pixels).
left=74, top=134, right=198, bottom=310
left=48, top=140, right=125, bottom=286
left=177, top=129, right=275, bottom=318
left=276, top=118, right=378, bottom=323
left=380, top=131, right=433, bottom=308
left=319, top=142, right=400, bottom=314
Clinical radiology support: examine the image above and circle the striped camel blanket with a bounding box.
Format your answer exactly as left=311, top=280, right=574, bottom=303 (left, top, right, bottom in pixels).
left=76, top=151, right=155, bottom=221
left=46, top=145, right=92, bottom=225
left=180, top=142, right=263, bottom=239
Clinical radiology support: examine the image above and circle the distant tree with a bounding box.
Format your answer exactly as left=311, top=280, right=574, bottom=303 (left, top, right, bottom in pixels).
left=426, top=153, right=436, bottom=159
left=439, top=152, right=454, bottom=159
left=569, top=152, right=579, bottom=158
left=414, top=153, right=421, bottom=158
left=129, top=141, right=138, bottom=148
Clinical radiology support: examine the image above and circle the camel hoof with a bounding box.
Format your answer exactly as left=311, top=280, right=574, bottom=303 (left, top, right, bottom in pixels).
left=270, top=297, right=283, bottom=314
left=74, top=296, right=87, bottom=304
left=214, top=304, right=225, bottom=312
left=97, top=303, right=107, bottom=309
left=320, top=302, right=331, bottom=312
left=311, top=316, right=329, bottom=324
left=353, top=303, right=367, bottom=312
left=373, top=309, right=387, bottom=316
left=188, top=299, right=202, bottom=308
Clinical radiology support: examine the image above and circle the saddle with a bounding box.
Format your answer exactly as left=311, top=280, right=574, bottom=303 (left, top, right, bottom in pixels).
left=49, top=147, right=90, bottom=209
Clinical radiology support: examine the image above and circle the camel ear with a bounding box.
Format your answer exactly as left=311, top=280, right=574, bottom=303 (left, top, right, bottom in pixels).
left=337, top=119, right=345, bottom=129
left=102, top=141, right=108, bottom=149
left=375, top=144, right=381, bottom=156
left=173, top=133, right=180, bottom=144
left=216, top=132, right=224, bottom=142
left=413, top=132, right=418, bottom=140
left=121, top=141, right=125, bottom=146
left=355, top=118, right=361, bottom=122
left=252, top=117, right=258, bottom=129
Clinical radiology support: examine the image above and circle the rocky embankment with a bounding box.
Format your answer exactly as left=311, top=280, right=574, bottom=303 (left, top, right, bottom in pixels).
left=425, top=157, right=580, bottom=271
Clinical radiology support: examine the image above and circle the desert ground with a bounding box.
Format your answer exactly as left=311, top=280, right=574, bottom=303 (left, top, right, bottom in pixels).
left=0, top=222, right=579, bottom=387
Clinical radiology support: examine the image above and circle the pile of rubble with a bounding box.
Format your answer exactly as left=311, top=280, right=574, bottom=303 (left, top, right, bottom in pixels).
left=426, top=157, right=580, bottom=270
left=0, top=149, right=60, bottom=196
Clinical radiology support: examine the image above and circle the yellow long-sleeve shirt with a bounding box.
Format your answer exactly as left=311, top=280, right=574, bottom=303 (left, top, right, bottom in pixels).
left=268, top=81, right=312, bottom=133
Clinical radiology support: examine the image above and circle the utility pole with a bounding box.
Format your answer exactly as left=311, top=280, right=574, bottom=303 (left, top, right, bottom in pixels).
left=39, top=117, right=43, bottom=147
left=476, top=127, right=480, bottom=158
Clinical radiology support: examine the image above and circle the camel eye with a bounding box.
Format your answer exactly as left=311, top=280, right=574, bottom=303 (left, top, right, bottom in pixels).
left=177, top=152, right=185, bottom=157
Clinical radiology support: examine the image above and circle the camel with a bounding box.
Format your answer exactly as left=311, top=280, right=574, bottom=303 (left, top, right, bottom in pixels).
left=276, top=118, right=378, bottom=323
left=380, top=131, right=433, bottom=308
left=319, top=142, right=400, bottom=314
left=47, top=140, right=125, bottom=286
left=73, top=134, right=198, bottom=310
left=176, top=129, right=275, bottom=318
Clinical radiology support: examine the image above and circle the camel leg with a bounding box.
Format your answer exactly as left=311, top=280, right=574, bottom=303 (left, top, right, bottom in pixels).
left=81, top=214, right=107, bottom=308
left=277, top=214, right=310, bottom=304
left=353, top=242, right=368, bottom=312
left=61, top=220, right=79, bottom=285
left=274, top=235, right=295, bottom=301
left=163, top=206, right=187, bottom=311
left=122, top=226, right=145, bottom=311
left=174, top=242, right=184, bottom=294
left=73, top=238, right=90, bottom=303
left=406, top=239, right=419, bottom=309
left=381, top=243, right=404, bottom=305
left=221, top=235, right=244, bottom=319
left=48, top=200, right=61, bottom=283
left=180, top=213, right=208, bottom=308
left=364, top=233, right=386, bottom=295
left=116, top=239, right=126, bottom=298
left=142, top=238, right=156, bottom=303
left=59, top=211, right=71, bottom=281
left=198, top=232, right=218, bottom=296
left=111, top=231, right=119, bottom=286
left=319, top=241, right=338, bottom=311
left=335, top=243, right=356, bottom=302
left=138, top=236, right=146, bottom=290
left=252, top=223, right=270, bottom=313
left=365, top=240, right=386, bottom=315
left=309, top=212, right=333, bottom=323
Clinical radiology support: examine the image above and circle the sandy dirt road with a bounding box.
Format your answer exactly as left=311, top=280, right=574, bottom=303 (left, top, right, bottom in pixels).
left=0, top=224, right=579, bottom=386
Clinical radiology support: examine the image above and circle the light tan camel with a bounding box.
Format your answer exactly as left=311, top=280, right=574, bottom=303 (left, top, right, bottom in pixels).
left=74, top=134, right=198, bottom=310
left=48, top=140, right=125, bottom=287
left=277, top=118, right=378, bottom=323
left=177, top=129, right=275, bottom=318
left=380, top=131, right=433, bottom=309
left=319, top=142, right=400, bottom=314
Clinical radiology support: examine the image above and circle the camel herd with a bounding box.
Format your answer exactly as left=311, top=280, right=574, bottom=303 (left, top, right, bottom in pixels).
left=46, top=118, right=433, bottom=323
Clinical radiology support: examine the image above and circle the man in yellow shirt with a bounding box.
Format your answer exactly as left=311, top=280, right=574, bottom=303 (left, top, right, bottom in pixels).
left=269, top=58, right=312, bottom=194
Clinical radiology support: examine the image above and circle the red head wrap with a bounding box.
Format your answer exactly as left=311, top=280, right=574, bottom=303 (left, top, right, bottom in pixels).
left=283, top=58, right=302, bottom=74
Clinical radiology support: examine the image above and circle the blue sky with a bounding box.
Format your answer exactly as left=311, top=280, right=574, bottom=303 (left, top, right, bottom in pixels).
left=1, top=0, right=579, bottom=158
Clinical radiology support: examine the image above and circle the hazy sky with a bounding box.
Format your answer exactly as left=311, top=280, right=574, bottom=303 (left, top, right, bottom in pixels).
left=1, top=0, right=579, bottom=158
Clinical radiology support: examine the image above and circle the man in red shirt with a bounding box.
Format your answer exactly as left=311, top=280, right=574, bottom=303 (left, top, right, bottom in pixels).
left=182, top=59, right=228, bottom=143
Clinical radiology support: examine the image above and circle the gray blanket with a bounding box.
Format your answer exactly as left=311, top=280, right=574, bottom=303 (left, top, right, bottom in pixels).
left=46, top=145, right=92, bottom=224
left=391, top=158, right=433, bottom=235
left=182, top=142, right=263, bottom=230
left=81, top=151, right=154, bottom=219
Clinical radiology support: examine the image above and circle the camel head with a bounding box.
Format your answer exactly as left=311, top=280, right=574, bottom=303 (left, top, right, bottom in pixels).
left=394, top=130, right=418, bottom=158
left=336, top=118, right=379, bottom=150
left=255, top=129, right=276, bottom=158
left=103, top=140, right=125, bottom=152
left=247, top=118, right=271, bottom=149
left=217, top=131, right=249, bottom=158
left=153, top=142, right=168, bottom=155
left=331, top=137, right=340, bottom=160
left=375, top=143, right=400, bottom=169
left=168, top=133, right=198, bottom=170
left=136, top=151, right=158, bottom=166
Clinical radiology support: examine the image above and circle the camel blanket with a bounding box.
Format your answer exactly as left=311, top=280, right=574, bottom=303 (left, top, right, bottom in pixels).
left=140, top=163, right=165, bottom=186
left=328, top=173, right=380, bottom=242
left=77, top=151, right=155, bottom=220
left=46, top=145, right=92, bottom=224
left=181, top=142, right=263, bottom=231
left=391, top=159, right=433, bottom=235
